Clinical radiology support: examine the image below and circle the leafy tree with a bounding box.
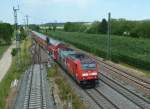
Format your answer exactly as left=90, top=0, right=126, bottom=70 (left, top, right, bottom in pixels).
left=86, top=21, right=100, bottom=34
left=79, top=24, right=87, bottom=32
left=29, top=24, right=40, bottom=31
left=111, top=19, right=137, bottom=36
left=48, top=26, right=52, bottom=31
left=20, top=26, right=26, bottom=40
left=0, top=23, right=13, bottom=44
left=98, top=18, right=108, bottom=34
left=52, top=23, right=57, bottom=32
left=64, top=22, right=86, bottom=32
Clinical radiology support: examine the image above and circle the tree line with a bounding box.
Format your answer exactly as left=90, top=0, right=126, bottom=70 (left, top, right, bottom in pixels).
left=0, top=22, right=29, bottom=45
left=0, top=23, right=13, bottom=44
left=64, top=19, right=150, bottom=38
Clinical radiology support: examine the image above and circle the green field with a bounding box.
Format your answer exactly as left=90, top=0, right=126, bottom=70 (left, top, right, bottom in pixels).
left=46, top=31, right=150, bottom=71
left=0, top=46, right=9, bottom=59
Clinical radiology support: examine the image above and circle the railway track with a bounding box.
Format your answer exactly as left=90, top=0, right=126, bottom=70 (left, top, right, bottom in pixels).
left=92, top=56, right=150, bottom=91
left=23, top=42, right=47, bottom=109
left=23, top=64, right=47, bottom=109
left=84, top=73, right=150, bottom=109
left=85, top=89, right=119, bottom=109
left=99, top=73, right=150, bottom=109
left=13, top=41, right=55, bottom=109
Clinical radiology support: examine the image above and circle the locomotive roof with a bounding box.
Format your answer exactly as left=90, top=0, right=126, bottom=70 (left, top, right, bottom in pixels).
left=69, top=53, right=95, bottom=64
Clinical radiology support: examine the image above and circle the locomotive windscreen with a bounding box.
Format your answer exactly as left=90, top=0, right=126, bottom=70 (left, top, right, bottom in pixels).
left=82, top=63, right=96, bottom=70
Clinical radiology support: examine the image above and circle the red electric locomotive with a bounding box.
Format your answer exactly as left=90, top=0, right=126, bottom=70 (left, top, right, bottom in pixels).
left=66, top=53, right=99, bottom=86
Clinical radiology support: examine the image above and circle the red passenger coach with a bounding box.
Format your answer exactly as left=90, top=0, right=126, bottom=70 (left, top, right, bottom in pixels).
left=66, top=53, right=99, bottom=85
left=49, top=39, right=66, bottom=61
left=31, top=31, right=48, bottom=48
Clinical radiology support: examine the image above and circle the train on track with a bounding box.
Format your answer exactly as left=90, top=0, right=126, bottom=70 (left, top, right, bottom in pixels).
left=31, top=31, right=99, bottom=87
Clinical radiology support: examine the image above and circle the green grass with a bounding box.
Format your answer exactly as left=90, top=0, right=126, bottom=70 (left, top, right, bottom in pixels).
left=120, top=63, right=150, bottom=76
left=0, top=38, right=31, bottom=109
left=0, top=45, right=9, bottom=59
left=48, top=65, right=86, bottom=109
left=45, top=31, right=150, bottom=73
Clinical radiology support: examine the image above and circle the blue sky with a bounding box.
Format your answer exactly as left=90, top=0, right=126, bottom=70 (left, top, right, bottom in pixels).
left=0, top=0, right=150, bottom=24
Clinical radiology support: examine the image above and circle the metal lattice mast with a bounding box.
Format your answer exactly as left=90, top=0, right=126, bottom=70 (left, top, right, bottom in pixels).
left=13, top=6, right=20, bottom=69
left=25, top=15, right=29, bottom=34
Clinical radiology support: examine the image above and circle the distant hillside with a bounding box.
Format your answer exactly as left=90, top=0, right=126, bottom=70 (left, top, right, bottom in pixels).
left=42, top=22, right=91, bottom=27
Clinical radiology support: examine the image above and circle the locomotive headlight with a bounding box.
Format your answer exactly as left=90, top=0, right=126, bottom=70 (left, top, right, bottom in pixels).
left=90, top=72, right=97, bottom=76
left=82, top=73, right=88, bottom=77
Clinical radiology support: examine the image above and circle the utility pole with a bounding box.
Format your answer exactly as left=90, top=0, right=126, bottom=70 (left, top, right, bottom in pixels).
left=13, top=6, right=20, bottom=69
left=25, top=15, right=29, bottom=35
left=107, top=12, right=111, bottom=60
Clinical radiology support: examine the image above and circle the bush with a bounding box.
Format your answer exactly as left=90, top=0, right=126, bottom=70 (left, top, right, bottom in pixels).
left=20, top=27, right=27, bottom=40
left=0, top=23, right=13, bottom=44
left=11, top=48, right=17, bottom=56
left=64, top=22, right=87, bottom=32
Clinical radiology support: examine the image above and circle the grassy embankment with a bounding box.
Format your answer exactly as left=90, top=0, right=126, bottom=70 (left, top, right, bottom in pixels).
left=45, top=31, right=150, bottom=76
left=0, top=37, right=32, bottom=109
left=48, top=65, right=86, bottom=109
left=0, top=45, right=9, bottom=59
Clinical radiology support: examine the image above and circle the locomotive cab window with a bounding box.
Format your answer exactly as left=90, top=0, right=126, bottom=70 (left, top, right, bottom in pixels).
left=82, top=63, right=96, bottom=70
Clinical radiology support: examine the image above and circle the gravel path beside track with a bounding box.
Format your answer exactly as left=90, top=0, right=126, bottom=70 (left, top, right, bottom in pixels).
left=0, top=43, right=14, bottom=82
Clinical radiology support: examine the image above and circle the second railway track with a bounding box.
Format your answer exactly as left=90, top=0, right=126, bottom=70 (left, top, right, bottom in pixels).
left=23, top=64, right=47, bottom=109
left=99, top=73, right=150, bottom=109
left=90, top=56, right=150, bottom=93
